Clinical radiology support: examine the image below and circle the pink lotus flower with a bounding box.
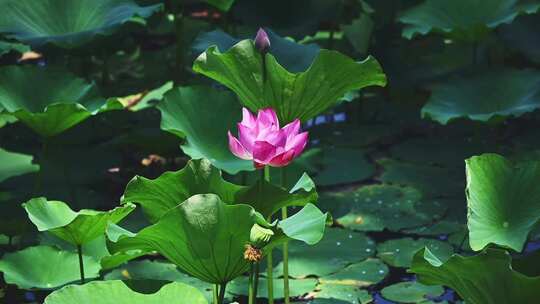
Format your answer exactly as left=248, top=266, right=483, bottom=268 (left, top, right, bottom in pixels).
left=228, top=108, right=308, bottom=169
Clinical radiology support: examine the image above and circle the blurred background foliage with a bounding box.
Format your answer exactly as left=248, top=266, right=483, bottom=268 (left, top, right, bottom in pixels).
left=0, top=0, right=540, bottom=303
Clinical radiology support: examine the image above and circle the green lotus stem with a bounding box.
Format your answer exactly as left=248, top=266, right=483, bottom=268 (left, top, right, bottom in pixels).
left=264, top=166, right=274, bottom=304
left=76, top=245, right=85, bottom=284
left=281, top=167, right=290, bottom=304
left=253, top=262, right=260, bottom=299
left=248, top=263, right=255, bottom=304
left=217, top=283, right=227, bottom=304
left=213, top=285, right=218, bottom=304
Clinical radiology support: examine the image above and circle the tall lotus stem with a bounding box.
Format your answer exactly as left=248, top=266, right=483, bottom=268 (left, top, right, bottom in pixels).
left=281, top=168, right=290, bottom=304
left=217, top=283, right=227, bottom=304
left=264, top=166, right=274, bottom=304
left=76, top=245, right=85, bottom=284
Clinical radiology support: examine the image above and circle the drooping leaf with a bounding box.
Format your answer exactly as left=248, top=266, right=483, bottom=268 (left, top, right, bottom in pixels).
left=399, top=0, right=540, bottom=41
left=157, top=86, right=253, bottom=174
left=0, top=0, right=162, bottom=48
left=381, top=281, right=444, bottom=303
left=421, top=69, right=540, bottom=124
left=23, top=197, right=135, bottom=245
left=192, top=28, right=320, bottom=73
left=410, top=248, right=540, bottom=304
left=43, top=280, right=208, bottom=304
left=0, top=148, right=39, bottom=183
left=0, top=245, right=100, bottom=289
left=465, top=153, right=540, bottom=251
left=109, top=194, right=326, bottom=284
left=0, top=65, right=122, bottom=137
left=193, top=39, right=386, bottom=123
left=122, top=159, right=317, bottom=221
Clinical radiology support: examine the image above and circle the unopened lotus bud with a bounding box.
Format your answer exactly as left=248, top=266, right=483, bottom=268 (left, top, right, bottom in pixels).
left=244, top=244, right=263, bottom=262
left=254, top=28, right=270, bottom=54
left=250, top=223, right=274, bottom=247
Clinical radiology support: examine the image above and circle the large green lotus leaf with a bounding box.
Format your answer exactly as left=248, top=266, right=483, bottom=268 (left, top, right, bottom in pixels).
left=376, top=238, right=454, bottom=268
left=399, top=0, right=540, bottom=41
left=157, top=86, right=252, bottom=173
left=193, top=39, right=386, bottom=123
left=0, top=245, right=100, bottom=289
left=228, top=277, right=317, bottom=299
left=0, top=0, right=161, bottom=48
left=192, top=28, right=320, bottom=73
left=422, top=69, right=540, bottom=124
left=465, top=153, right=540, bottom=252
left=0, top=148, right=38, bottom=183
left=44, top=280, right=207, bottom=304
left=381, top=281, right=444, bottom=303
left=320, top=184, right=446, bottom=232
left=410, top=248, right=540, bottom=304
left=109, top=194, right=326, bottom=284
left=23, top=197, right=135, bottom=245
left=274, top=228, right=376, bottom=278
left=122, top=158, right=317, bottom=222
left=0, top=65, right=122, bottom=137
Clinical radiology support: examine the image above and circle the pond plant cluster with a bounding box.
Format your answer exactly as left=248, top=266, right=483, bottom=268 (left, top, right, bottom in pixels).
left=0, top=0, right=539, bottom=303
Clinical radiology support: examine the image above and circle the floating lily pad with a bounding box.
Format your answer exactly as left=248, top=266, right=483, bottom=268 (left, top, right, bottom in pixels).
left=421, top=69, right=540, bottom=124
left=376, top=238, right=454, bottom=268
left=122, top=158, right=317, bottom=222
left=193, top=39, right=386, bottom=123
left=43, top=280, right=208, bottom=304
left=465, top=153, right=540, bottom=252
left=0, top=65, right=122, bottom=137
left=322, top=184, right=446, bottom=232
left=0, top=245, right=100, bottom=289
left=381, top=281, right=444, bottom=303
left=314, top=148, right=375, bottom=186
left=0, top=0, right=161, bottom=48
left=312, top=284, right=373, bottom=304
left=274, top=228, right=376, bottom=278
left=377, top=159, right=464, bottom=198
left=0, top=148, right=38, bottom=183
left=192, top=28, right=320, bottom=73
left=228, top=277, right=317, bottom=299
left=158, top=86, right=252, bottom=174
left=24, top=197, right=135, bottom=246
left=319, top=258, right=388, bottom=287
left=411, top=248, right=540, bottom=304
left=399, top=0, right=540, bottom=41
